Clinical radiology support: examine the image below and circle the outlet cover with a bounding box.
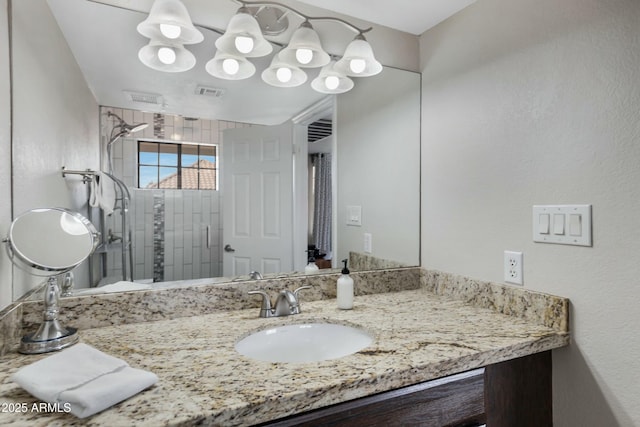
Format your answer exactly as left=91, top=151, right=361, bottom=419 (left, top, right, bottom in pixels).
left=504, top=251, right=523, bottom=285
left=364, top=233, right=372, bottom=253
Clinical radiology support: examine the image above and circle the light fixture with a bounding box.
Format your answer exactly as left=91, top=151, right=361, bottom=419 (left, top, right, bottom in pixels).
left=334, top=34, right=382, bottom=77
left=279, top=21, right=330, bottom=68
left=134, top=0, right=381, bottom=93
left=205, top=51, right=256, bottom=80
left=311, top=61, right=354, bottom=94
left=215, top=7, right=273, bottom=58
left=137, top=0, right=203, bottom=45
left=138, top=40, right=196, bottom=72
left=262, top=52, right=308, bottom=88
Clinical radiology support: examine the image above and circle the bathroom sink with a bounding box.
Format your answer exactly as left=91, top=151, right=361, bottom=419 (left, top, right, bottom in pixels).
left=235, top=323, right=373, bottom=363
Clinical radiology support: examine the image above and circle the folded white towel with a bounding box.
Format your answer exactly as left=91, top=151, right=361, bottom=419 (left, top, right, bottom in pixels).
left=11, top=343, right=158, bottom=418
left=89, top=172, right=116, bottom=215
left=89, top=174, right=99, bottom=208
left=99, top=173, right=117, bottom=215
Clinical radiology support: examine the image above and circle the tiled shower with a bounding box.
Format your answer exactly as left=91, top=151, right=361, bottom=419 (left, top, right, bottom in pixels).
left=100, top=106, right=252, bottom=284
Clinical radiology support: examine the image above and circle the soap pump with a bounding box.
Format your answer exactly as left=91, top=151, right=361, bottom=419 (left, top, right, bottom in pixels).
left=337, top=259, right=354, bottom=310
left=304, top=249, right=319, bottom=274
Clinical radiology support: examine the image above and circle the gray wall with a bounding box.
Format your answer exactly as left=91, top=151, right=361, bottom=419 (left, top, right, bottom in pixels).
left=336, top=67, right=421, bottom=266
left=4, top=0, right=98, bottom=302
left=0, top=0, right=12, bottom=308
left=420, top=0, right=640, bottom=425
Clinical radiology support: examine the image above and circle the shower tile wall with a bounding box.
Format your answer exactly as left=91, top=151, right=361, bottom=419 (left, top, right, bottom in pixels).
left=101, top=107, right=251, bottom=283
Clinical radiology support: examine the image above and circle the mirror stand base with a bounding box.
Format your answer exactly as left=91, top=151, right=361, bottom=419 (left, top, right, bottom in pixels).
left=19, top=326, right=79, bottom=355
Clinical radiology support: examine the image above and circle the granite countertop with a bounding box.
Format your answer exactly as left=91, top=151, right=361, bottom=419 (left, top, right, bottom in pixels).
left=0, top=287, right=569, bottom=427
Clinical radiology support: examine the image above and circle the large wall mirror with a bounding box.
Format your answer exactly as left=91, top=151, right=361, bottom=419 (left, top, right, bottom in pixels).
left=6, top=0, right=420, bottom=302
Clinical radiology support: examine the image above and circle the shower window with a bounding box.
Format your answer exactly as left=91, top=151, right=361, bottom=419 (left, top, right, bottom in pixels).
left=138, top=141, right=218, bottom=190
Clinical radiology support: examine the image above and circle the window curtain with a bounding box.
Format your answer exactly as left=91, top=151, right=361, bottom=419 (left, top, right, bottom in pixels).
left=312, top=153, right=332, bottom=256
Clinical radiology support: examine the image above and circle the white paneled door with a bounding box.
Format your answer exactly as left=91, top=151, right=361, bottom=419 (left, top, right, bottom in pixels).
left=222, top=123, right=294, bottom=277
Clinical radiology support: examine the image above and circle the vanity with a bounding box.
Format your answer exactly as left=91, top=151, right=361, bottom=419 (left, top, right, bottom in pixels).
left=0, top=268, right=569, bottom=426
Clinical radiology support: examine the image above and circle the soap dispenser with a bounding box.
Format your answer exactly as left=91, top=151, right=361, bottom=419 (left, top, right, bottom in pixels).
left=337, top=259, right=354, bottom=310
left=304, top=249, right=320, bottom=274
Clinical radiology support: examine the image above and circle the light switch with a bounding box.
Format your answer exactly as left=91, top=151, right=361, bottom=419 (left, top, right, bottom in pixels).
left=538, top=214, right=550, bottom=234
left=346, top=205, right=362, bottom=226
left=569, top=214, right=582, bottom=236
left=533, top=205, right=592, bottom=247
left=553, top=214, right=565, bottom=235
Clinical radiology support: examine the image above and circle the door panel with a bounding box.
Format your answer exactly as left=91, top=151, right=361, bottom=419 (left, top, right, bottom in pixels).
left=222, top=123, right=293, bottom=277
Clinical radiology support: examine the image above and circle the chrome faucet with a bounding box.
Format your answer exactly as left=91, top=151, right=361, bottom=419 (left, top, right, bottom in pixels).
left=248, top=286, right=312, bottom=318
left=249, top=271, right=263, bottom=280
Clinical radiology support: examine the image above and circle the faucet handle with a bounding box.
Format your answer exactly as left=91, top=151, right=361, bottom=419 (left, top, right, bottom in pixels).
left=248, top=290, right=272, bottom=317
left=281, top=286, right=311, bottom=316
left=293, top=285, right=312, bottom=301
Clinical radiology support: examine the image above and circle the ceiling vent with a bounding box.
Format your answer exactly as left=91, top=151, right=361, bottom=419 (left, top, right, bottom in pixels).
left=195, top=85, right=226, bottom=98
left=123, top=90, right=164, bottom=105
left=308, top=119, right=332, bottom=143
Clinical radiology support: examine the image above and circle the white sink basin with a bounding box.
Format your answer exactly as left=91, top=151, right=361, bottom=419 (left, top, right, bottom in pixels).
left=235, top=323, right=373, bottom=363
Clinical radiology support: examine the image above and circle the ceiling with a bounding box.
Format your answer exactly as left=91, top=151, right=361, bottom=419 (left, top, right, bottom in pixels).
left=295, top=0, right=476, bottom=36
left=46, top=0, right=474, bottom=125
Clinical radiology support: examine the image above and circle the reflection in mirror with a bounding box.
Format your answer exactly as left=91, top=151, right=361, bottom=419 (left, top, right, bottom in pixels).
left=8, top=0, right=420, bottom=302
left=4, top=208, right=99, bottom=353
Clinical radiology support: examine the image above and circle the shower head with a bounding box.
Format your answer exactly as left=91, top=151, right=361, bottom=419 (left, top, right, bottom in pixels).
left=127, top=122, right=149, bottom=133
left=105, top=111, right=149, bottom=174
left=107, top=111, right=149, bottom=142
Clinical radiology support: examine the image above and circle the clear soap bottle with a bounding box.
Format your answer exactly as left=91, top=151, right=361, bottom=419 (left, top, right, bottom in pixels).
left=337, top=259, right=354, bottom=309
left=304, top=249, right=319, bottom=274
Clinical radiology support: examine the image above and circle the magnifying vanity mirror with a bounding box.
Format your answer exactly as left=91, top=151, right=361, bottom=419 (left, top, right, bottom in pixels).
left=4, top=208, right=100, bottom=354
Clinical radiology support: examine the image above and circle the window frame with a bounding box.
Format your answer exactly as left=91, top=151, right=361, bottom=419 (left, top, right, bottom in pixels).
left=137, top=140, right=218, bottom=190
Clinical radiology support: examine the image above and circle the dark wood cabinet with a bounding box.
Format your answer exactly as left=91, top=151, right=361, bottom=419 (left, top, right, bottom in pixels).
left=259, top=351, right=552, bottom=427
left=485, top=350, right=552, bottom=427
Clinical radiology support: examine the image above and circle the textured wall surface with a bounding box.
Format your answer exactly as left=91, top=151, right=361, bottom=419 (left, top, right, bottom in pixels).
left=2, top=0, right=99, bottom=304
left=0, top=0, right=11, bottom=309
left=420, top=0, right=640, bottom=425
left=337, top=67, right=421, bottom=267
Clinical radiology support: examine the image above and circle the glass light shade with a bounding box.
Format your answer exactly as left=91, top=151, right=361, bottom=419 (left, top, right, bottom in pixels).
left=138, top=40, right=196, bottom=72
left=262, top=53, right=307, bottom=87
left=279, top=22, right=330, bottom=68
left=215, top=8, right=273, bottom=58
left=205, top=51, right=256, bottom=80
left=311, top=60, right=354, bottom=94
left=334, top=35, right=382, bottom=77
left=137, top=0, right=203, bottom=45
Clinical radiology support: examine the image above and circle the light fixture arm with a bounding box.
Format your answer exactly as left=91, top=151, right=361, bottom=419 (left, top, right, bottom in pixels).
left=235, top=0, right=373, bottom=35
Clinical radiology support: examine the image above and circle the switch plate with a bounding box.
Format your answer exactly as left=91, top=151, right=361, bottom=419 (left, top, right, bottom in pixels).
left=346, top=205, right=362, bottom=226
left=504, top=251, right=523, bottom=285
left=363, top=233, right=372, bottom=253
left=533, top=205, right=592, bottom=246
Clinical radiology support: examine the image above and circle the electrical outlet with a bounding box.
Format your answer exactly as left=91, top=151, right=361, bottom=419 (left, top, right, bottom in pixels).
left=364, top=233, right=372, bottom=254
left=504, top=251, right=523, bottom=285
